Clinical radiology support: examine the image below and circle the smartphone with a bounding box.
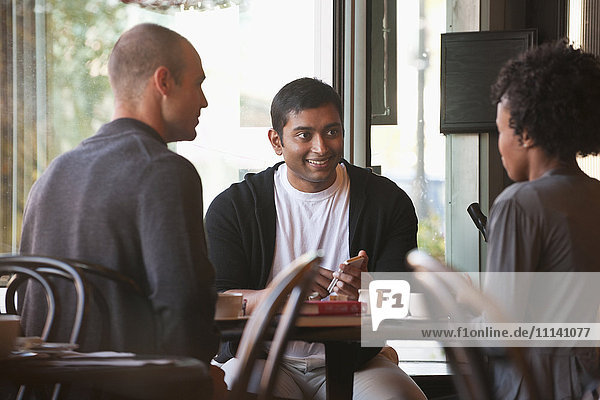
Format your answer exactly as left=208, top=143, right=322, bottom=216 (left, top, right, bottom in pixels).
left=343, top=255, right=365, bottom=268
left=327, top=255, right=364, bottom=293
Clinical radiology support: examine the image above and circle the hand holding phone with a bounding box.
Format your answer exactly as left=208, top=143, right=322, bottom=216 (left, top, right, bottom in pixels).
left=327, top=255, right=365, bottom=293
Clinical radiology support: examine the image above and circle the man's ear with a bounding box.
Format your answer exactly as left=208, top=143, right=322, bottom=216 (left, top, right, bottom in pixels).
left=153, top=66, right=171, bottom=96
left=268, top=129, right=283, bottom=156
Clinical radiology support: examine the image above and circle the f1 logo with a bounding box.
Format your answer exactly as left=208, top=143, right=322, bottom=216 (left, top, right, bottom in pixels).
left=369, top=280, right=411, bottom=331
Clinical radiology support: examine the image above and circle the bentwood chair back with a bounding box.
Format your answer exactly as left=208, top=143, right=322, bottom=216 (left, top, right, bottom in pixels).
left=1, top=255, right=92, bottom=400
left=229, top=250, right=322, bottom=400
left=0, top=255, right=148, bottom=400
left=2, top=255, right=144, bottom=343
left=1, top=265, right=55, bottom=341
left=406, top=250, right=541, bottom=400
left=2, top=256, right=89, bottom=344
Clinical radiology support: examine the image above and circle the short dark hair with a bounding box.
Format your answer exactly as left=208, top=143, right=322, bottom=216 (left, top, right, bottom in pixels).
left=270, top=78, right=343, bottom=144
left=491, top=39, right=600, bottom=161
left=108, top=23, right=188, bottom=102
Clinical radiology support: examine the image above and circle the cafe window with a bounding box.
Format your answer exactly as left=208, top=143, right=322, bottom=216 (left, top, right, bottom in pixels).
left=0, top=0, right=333, bottom=252
left=368, top=0, right=447, bottom=363
left=369, top=0, right=446, bottom=261
left=1, top=0, right=450, bottom=365
left=570, top=0, right=600, bottom=180
left=2, top=0, right=447, bottom=261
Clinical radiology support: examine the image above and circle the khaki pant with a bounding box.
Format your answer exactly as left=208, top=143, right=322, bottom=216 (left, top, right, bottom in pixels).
left=216, top=351, right=427, bottom=400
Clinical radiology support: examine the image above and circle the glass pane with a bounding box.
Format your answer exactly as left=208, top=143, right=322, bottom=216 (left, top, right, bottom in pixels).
left=176, top=0, right=334, bottom=207
left=569, top=0, right=600, bottom=180
left=47, top=0, right=334, bottom=211
left=370, top=0, right=447, bottom=362
left=47, top=1, right=127, bottom=158
left=1, top=0, right=333, bottom=251
left=370, top=0, right=446, bottom=261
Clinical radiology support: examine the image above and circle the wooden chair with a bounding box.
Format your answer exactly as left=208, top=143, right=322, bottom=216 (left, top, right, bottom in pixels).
left=1, top=265, right=56, bottom=341
left=406, top=249, right=540, bottom=400
left=229, top=250, right=322, bottom=400
left=1, top=256, right=90, bottom=400
left=0, top=254, right=209, bottom=400
left=2, top=255, right=144, bottom=344
left=2, top=256, right=91, bottom=346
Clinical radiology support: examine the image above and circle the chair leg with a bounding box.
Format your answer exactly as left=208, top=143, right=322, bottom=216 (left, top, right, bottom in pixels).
left=51, top=383, right=62, bottom=400
left=16, top=385, right=26, bottom=400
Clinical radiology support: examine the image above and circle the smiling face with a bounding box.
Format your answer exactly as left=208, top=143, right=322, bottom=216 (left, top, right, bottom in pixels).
left=496, top=99, right=530, bottom=182
left=269, top=103, right=343, bottom=192
left=162, top=41, right=208, bottom=142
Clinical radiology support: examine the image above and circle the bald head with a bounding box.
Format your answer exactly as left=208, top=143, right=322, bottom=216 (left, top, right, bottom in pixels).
left=108, top=23, right=190, bottom=103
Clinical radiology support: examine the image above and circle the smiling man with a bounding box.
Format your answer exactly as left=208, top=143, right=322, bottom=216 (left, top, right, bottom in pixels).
left=205, top=78, right=424, bottom=399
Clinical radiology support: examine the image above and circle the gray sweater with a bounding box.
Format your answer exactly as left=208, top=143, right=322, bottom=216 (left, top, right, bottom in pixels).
left=20, top=118, right=220, bottom=364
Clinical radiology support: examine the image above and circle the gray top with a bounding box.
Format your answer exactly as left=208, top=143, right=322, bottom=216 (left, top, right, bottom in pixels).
left=20, top=118, right=220, bottom=363
left=487, top=167, right=600, bottom=274
left=485, top=167, right=600, bottom=399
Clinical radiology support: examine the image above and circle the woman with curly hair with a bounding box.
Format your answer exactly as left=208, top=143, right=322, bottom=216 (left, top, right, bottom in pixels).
left=485, top=40, right=600, bottom=399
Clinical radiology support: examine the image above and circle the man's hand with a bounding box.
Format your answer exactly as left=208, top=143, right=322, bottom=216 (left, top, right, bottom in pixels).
left=310, top=268, right=335, bottom=299
left=329, top=250, right=369, bottom=300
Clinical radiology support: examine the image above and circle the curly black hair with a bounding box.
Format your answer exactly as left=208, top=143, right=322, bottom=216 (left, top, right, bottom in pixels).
left=491, top=39, right=600, bottom=161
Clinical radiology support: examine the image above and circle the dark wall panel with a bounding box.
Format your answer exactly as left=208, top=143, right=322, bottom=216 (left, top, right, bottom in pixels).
left=440, top=30, right=536, bottom=134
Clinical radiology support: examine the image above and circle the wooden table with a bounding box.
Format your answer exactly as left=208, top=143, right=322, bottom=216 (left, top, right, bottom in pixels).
left=0, top=353, right=211, bottom=399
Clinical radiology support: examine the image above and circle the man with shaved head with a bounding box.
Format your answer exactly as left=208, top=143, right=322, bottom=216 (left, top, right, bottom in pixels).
left=19, top=23, right=225, bottom=398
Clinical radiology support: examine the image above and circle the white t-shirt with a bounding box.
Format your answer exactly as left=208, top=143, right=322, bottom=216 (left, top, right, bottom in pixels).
left=269, top=163, right=351, bottom=361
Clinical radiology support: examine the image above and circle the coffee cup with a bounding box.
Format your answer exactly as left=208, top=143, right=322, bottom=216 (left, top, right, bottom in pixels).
left=215, top=292, right=243, bottom=319
left=408, top=293, right=429, bottom=318
left=358, top=289, right=370, bottom=314
left=0, top=315, right=21, bottom=359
